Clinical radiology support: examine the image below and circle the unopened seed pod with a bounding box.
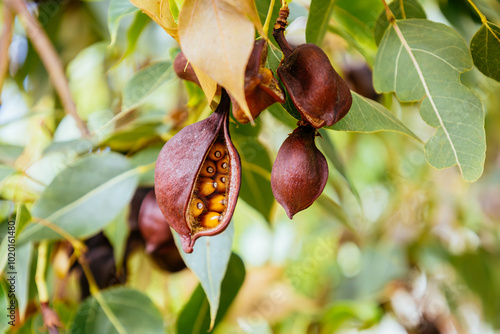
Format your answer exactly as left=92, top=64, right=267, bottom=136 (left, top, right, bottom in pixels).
left=155, top=90, right=241, bottom=253
left=271, top=125, right=328, bottom=219
left=231, top=40, right=285, bottom=123
left=273, top=8, right=352, bottom=128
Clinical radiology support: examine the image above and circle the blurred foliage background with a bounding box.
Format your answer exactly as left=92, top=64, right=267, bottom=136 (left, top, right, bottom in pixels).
left=1, top=0, right=500, bottom=333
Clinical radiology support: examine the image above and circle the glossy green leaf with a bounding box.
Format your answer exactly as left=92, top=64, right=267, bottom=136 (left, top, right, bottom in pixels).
left=174, top=223, right=234, bottom=330
left=233, top=136, right=274, bottom=221
left=18, top=153, right=139, bottom=243
left=373, top=19, right=486, bottom=182
left=306, top=0, right=335, bottom=45
left=122, top=61, right=174, bottom=112
left=108, top=0, right=138, bottom=46
left=255, top=0, right=281, bottom=41
left=0, top=205, right=30, bottom=274
left=329, top=92, right=420, bottom=141
left=177, top=253, right=245, bottom=333
left=471, top=22, right=500, bottom=81
left=69, top=287, right=163, bottom=334
left=373, top=0, right=426, bottom=45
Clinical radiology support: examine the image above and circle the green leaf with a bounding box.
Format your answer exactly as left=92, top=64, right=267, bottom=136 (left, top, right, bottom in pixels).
left=103, top=208, right=129, bottom=271
left=470, top=22, right=500, bottom=81
left=255, top=0, right=281, bottom=41
left=173, top=223, right=234, bottom=330
left=122, top=61, right=174, bottom=112
left=18, top=153, right=139, bottom=243
left=108, top=0, right=138, bottom=46
left=0, top=165, right=15, bottom=184
left=69, top=287, right=164, bottom=334
left=317, top=129, right=361, bottom=204
left=129, top=144, right=164, bottom=187
left=0, top=205, right=31, bottom=273
left=373, top=0, right=426, bottom=46
left=0, top=144, right=23, bottom=165
left=177, top=253, right=245, bottom=333
left=373, top=19, right=486, bottom=182
left=124, top=11, right=150, bottom=58
left=15, top=242, right=33, bottom=322
left=329, top=92, right=420, bottom=141
left=306, top=0, right=335, bottom=45
left=233, top=136, right=274, bottom=221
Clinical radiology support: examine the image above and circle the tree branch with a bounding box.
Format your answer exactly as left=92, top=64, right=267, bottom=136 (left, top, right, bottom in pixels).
left=4, top=0, right=89, bottom=137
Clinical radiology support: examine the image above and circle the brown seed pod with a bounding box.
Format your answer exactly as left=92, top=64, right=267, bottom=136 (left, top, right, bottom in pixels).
left=137, top=189, right=186, bottom=272
left=155, top=90, right=241, bottom=253
left=271, top=125, right=328, bottom=219
left=173, top=51, right=200, bottom=86
left=231, top=40, right=285, bottom=123
left=273, top=7, right=352, bottom=129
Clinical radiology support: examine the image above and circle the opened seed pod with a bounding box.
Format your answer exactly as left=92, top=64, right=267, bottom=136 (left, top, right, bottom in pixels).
left=271, top=125, right=328, bottom=219
left=154, top=90, right=241, bottom=253
left=273, top=7, right=352, bottom=128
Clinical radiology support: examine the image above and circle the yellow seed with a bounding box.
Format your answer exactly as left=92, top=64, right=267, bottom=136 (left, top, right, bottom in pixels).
left=190, top=198, right=205, bottom=218
left=208, top=142, right=226, bottom=161
left=216, top=156, right=229, bottom=173
left=200, top=160, right=216, bottom=177
left=200, top=211, right=222, bottom=229
left=198, top=177, right=217, bottom=197
left=214, top=174, right=227, bottom=192
left=207, top=194, right=226, bottom=213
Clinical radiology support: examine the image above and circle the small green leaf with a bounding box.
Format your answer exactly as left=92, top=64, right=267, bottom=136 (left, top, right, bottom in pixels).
left=233, top=136, right=274, bottom=222
left=306, top=0, right=335, bottom=45
left=329, top=92, right=420, bottom=141
left=18, top=153, right=139, bottom=243
left=108, top=0, right=138, bottom=46
left=122, top=61, right=174, bottom=112
left=177, top=253, right=246, bottom=333
left=471, top=22, right=500, bottom=81
left=373, top=0, right=426, bottom=45
left=70, top=287, right=163, bottom=334
left=173, top=224, right=234, bottom=330
left=373, top=19, right=486, bottom=182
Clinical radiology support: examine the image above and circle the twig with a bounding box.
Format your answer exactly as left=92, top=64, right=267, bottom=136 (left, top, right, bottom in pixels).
left=0, top=5, right=14, bottom=102
left=262, top=0, right=276, bottom=37
left=381, top=0, right=396, bottom=23
left=4, top=0, right=89, bottom=137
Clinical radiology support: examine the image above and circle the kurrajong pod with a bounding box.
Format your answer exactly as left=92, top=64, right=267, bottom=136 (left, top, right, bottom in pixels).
left=231, top=40, right=285, bottom=124
left=155, top=90, right=241, bottom=253
left=273, top=7, right=352, bottom=129
left=173, top=51, right=200, bottom=86
left=138, top=190, right=185, bottom=272
left=271, top=125, right=328, bottom=219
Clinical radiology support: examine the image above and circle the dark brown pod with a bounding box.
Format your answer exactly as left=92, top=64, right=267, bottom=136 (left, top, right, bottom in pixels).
left=231, top=40, right=285, bottom=123
left=271, top=125, right=328, bottom=219
left=138, top=190, right=185, bottom=272
left=273, top=8, right=352, bottom=129
left=173, top=51, right=200, bottom=86
left=155, top=90, right=241, bottom=253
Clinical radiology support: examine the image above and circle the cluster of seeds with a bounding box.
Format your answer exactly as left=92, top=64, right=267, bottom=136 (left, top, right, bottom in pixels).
left=189, top=139, right=230, bottom=230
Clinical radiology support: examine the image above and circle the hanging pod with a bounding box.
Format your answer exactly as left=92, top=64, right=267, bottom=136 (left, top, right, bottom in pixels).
left=154, top=90, right=241, bottom=253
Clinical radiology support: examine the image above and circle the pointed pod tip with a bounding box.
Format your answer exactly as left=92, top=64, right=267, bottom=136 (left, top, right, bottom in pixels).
left=180, top=235, right=194, bottom=253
